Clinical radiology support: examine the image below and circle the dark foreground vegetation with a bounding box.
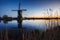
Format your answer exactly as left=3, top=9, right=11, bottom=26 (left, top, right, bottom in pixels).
left=0, top=26, right=60, bottom=40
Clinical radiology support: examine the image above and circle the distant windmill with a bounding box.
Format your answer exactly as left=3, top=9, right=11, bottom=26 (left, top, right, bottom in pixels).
left=12, top=3, right=27, bottom=28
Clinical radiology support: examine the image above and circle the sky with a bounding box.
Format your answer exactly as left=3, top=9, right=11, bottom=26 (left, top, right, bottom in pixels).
left=0, top=0, right=60, bottom=17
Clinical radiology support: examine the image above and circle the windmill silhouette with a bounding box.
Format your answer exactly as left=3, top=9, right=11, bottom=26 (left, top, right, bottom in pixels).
left=12, top=3, right=26, bottom=29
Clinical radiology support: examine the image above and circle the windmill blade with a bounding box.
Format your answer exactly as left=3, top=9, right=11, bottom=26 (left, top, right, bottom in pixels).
left=18, top=2, right=21, bottom=10
left=12, top=10, right=18, bottom=11
left=22, top=9, right=27, bottom=11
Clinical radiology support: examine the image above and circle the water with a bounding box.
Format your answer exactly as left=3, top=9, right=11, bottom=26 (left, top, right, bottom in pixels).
left=0, top=19, right=60, bottom=40
left=0, top=19, right=60, bottom=31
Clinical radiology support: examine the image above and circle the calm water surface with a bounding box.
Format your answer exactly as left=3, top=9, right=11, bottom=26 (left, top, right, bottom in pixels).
left=0, top=20, right=60, bottom=31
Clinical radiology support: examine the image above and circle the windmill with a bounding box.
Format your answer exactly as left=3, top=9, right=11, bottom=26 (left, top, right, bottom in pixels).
left=12, top=3, right=27, bottom=29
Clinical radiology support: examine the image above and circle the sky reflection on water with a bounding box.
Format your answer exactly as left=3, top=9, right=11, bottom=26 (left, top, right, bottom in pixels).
left=0, top=20, right=60, bottom=31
